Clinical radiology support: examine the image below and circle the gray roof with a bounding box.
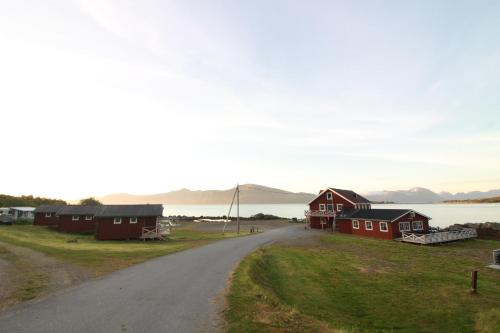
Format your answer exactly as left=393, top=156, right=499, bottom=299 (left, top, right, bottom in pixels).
left=34, top=205, right=66, bottom=214
left=341, top=209, right=429, bottom=222
left=330, top=188, right=371, bottom=204
left=57, top=205, right=102, bottom=216
left=95, top=205, right=163, bottom=217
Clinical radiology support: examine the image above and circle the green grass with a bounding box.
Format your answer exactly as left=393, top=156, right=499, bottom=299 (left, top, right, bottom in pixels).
left=226, top=234, right=500, bottom=333
left=0, top=225, right=245, bottom=276
left=0, top=245, right=48, bottom=305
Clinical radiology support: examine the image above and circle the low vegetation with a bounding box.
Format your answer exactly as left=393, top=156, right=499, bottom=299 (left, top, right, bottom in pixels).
left=0, top=194, right=66, bottom=207
left=0, top=225, right=244, bottom=276
left=226, top=234, right=500, bottom=332
left=443, top=196, right=500, bottom=204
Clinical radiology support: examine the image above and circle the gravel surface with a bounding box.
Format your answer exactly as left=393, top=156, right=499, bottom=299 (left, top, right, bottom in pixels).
left=0, top=225, right=312, bottom=333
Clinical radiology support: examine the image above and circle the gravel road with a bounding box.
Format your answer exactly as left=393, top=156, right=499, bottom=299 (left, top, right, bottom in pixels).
left=0, top=225, right=311, bottom=333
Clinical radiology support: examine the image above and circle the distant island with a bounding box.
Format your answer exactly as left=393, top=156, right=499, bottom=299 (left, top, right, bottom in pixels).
left=442, top=196, right=500, bottom=204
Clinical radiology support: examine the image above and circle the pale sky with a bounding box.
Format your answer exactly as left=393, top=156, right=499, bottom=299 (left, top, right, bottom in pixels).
left=1, top=0, right=499, bottom=200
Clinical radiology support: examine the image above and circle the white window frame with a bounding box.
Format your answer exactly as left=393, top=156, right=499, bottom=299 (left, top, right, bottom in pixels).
left=326, top=204, right=334, bottom=211
left=352, top=220, right=359, bottom=229
left=409, top=211, right=415, bottom=218
left=319, top=204, right=326, bottom=211
left=326, top=192, right=333, bottom=200
left=365, top=220, right=373, bottom=230
left=72, top=215, right=79, bottom=221
left=113, top=217, right=122, bottom=224
left=45, top=212, right=52, bottom=218
left=399, top=222, right=411, bottom=232
left=130, top=217, right=138, bottom=224
left=379, top=221, right=388, bottom=232
left=412, top=221, right=423, bottom=231
left=85, top=215, right=93, bottom=221
left=336, top=204, right=343, bottom=212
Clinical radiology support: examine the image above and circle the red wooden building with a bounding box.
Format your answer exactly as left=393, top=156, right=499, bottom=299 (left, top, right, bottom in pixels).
left=94, top=204, right=163, bottom=240
left=33, top=204, right=65, bottom=226
left=33, top=204, right=164, bottom=240
left=56, top=205, right=100, bottom=234
left=305, top=188, right=431, bottom=240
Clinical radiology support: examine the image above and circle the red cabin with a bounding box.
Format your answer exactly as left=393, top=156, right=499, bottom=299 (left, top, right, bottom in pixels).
left=33, top=204, right=65, bottom=226
left=56, top=205, right=100, bottom=234
left=306, top=188, right=431, bottom=240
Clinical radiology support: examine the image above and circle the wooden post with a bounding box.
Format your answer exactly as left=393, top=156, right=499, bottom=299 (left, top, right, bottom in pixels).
left=237, top=184, right=240, bottom=235
left=470, top=270, right=478, bottom=293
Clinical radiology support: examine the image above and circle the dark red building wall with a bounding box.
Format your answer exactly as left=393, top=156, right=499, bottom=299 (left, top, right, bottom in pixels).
left=391, top=213, right=429, bottom=239
left=34, top=213, right=59, bottom=226
left=58, top=215, right=97, bottom=234
left=95, top=216, right=158, bottom=240
left=336, top=219, right=352, bottom=234
left=350, top=219, right=395, bottom=240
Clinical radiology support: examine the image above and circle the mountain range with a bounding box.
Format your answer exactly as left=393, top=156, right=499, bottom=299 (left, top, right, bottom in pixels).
left=100, top=184, right=500, bottom=205
left=100, top=184, right=316, bottom=205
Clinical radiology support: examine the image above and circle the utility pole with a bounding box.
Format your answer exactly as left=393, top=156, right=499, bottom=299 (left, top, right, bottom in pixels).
left=237, top=184, right=240, bottom=234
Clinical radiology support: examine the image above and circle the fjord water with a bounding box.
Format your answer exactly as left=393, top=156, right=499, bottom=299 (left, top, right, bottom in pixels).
left=165, top=203, right=500, bottom=228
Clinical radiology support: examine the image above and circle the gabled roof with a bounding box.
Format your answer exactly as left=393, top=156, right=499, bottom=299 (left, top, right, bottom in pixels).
left=34, top=204, right=66, bottom=214
left=57, top=205, right=102, bottom=216
left=342, top=209, right=431, bottom=222
left=95, top=204, right=163, bottom=217
left=9, top=207, right=36, bottom=212
left=308, top=188, right=371, bottom=205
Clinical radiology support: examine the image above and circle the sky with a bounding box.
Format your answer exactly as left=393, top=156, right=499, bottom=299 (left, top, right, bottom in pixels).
left=1, top=0, right=499, bottom=200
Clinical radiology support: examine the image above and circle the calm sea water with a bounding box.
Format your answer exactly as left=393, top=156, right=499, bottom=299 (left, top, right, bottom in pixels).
left=165, top=203, right=500, bottom=228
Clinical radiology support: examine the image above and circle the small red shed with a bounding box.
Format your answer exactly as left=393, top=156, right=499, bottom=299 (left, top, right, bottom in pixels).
left=94, top=204, right=164, bottom=240
left=33, top=204, right=65, bottom=226
left=56, top=205, right=100, bottom=234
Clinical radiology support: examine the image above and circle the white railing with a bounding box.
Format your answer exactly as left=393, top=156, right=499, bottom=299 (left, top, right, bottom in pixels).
left=401, top=228, right=477, bottom=244
left=140, top=224, right=171, bottom=240
left=304, top=210, right=336, bottom=217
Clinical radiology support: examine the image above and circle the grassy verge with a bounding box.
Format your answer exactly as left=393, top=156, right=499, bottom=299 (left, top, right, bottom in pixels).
left=0, top=245, right=48, bottom=305
left=0, top=225, right=246, bottom=276
left=225, top=234, right=500, bottom=333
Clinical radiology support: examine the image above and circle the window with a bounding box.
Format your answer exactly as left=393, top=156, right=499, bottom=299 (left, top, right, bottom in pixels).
left=336, top=204, right=343, bottom=212
left=326, top=192, right=333, bottom=200
left=130, top=217, right=138, bottom=224
left=409, top=211, right=415, bottom=218
left=45, top=212, right=52, bottom=218
left=365, top=220, right=373, bottom=230
left=113, top=217, right=122, bottom=224
left=85, top=215, right=93, bottom=221
left=319, top=204, right=326, bottom=211
left=412, top=221, right=423, bottom=231
left=399, top=222, right=411, bottom=232
left=352, top=220, right=359, bottom=229
left=379, top=221, right=388, bottom=232
left=326, top=204, right=333, bottom=211
left=72, top=215, right=79, bottom=221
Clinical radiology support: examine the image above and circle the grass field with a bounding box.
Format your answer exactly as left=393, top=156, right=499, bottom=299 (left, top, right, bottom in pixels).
left=225, top=233, right=500, bottom=333
left=0, top=225, right=244, bottom=276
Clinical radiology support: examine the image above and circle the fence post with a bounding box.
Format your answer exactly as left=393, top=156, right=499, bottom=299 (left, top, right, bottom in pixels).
left=470, top=271, right=478, bottom=294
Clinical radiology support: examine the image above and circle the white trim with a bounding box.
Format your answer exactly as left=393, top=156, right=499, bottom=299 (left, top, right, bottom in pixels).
left=319, top=204, right=326, bottom=211
left=72, top=215, right=79, bottom=221
left=379, top=221, right=388, bottom=232
left=352, top=220, right=359, bottom=229
left=326, top=192, right=333, bottom=200
left=336, top=204, right=343, bottom=212
left=365, top=220, right=373, bottom=230
left=391, top=210, right=432, bottom=222
left=412, top=221, right=423, bottom=231
left=326, top=204, right=334, bottom=212
left=113, top=217, right=122, bottom=224
left=399, top=221, right=411, bottom=232
left=85, top=215, right=93, bottom=221
left=45, top=212, right=52, bottom=218
left=130, top=217, right=138, bottom=224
